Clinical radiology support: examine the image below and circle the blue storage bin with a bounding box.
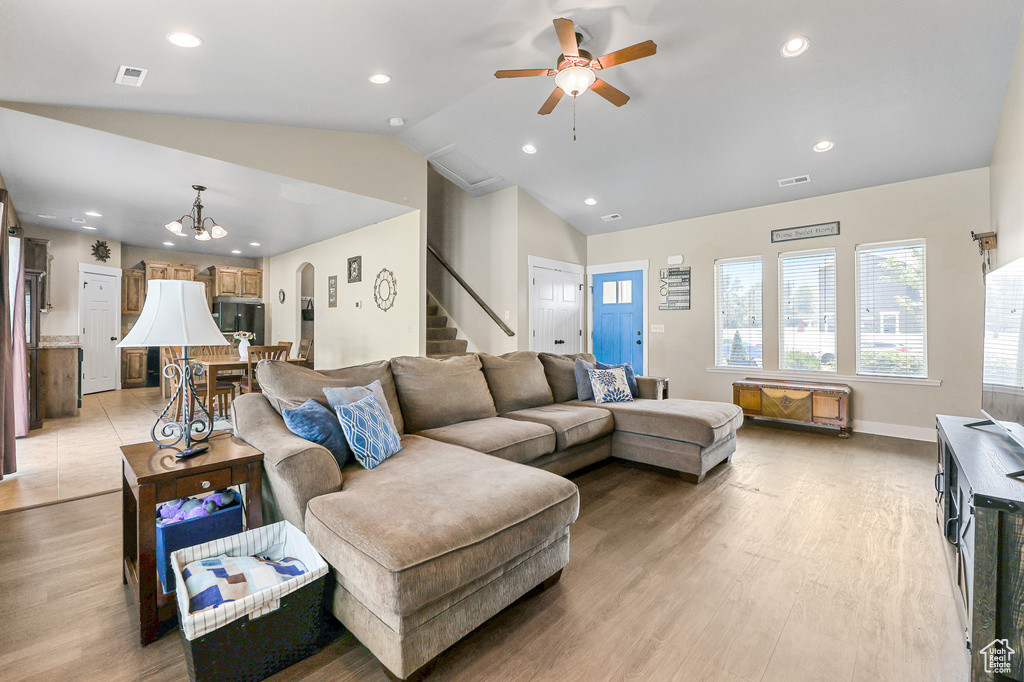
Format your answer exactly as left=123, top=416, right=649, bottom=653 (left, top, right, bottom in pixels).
left=156, top=502, right=243, bottom=593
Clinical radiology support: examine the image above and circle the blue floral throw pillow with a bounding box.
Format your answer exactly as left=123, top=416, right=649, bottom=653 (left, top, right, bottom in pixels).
left=588, top=367, right=635, bottom=404
left=334, top=395, right=403, bottom=470
left=282, top=399, right=351, bottom=469
left=596, top=360, right=638, bottom=398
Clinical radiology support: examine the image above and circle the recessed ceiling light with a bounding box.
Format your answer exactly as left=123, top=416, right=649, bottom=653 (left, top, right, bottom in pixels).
left=389, top=117, right=405, bottom=127
left=84, top=211, right=102, bottom=217
left=249, top=242, right=261, bottom=247
left=81, top=226, right=98, bottom=230
left=231, top=250, right=241, bottom=254
left=37, top=214, right=56, bottom=220
left=584, top=198, right=597, bottom=206
left=369, top=74, right=391, bottom=84
left=166, top=32, right=203, bottom=48
left=522, top=144, right=537, bottom=154
left=781, top=36, right=810, bottom=58
left=812, top=140, right=835, bottom=152
left=163, top=241, right=175, bottom=246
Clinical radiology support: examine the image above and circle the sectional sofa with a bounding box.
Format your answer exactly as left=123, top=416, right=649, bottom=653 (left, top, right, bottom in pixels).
left=231, top=351, right=743, bottom=680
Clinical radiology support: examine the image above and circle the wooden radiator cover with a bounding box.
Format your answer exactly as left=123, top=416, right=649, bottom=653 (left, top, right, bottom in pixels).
left=733, top=378, right=852, bottom=437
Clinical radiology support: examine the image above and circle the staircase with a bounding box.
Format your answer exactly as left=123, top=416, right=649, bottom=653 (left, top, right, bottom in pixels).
left=426, top=295, right=469, bottom=359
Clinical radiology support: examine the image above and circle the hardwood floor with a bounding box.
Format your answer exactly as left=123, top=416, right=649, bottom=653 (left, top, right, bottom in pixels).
left=0, top=423, right=969, bottom=681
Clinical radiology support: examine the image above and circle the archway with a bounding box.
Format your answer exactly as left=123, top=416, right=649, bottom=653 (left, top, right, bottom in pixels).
left=298, top=262, right=315, bottom=366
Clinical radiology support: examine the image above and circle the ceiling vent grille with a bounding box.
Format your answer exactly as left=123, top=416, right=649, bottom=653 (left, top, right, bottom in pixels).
left=778, top=174, right=811, bottom=188
left=601, top=213, right=622, bottom=222
left=427, top=145, right=502, bottom=194
left=115, top=65, right=148, bottom=87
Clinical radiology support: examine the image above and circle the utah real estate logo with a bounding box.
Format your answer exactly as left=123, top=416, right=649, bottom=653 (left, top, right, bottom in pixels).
left=980, top=638, right=1015, bottom=674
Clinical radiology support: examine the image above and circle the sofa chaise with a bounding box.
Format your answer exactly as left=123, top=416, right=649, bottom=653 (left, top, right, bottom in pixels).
left=231, top=351, right=742, bottom=679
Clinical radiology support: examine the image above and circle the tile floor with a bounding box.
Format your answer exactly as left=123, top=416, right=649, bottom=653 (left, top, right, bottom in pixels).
left=0, top=387, right=170, bottom=512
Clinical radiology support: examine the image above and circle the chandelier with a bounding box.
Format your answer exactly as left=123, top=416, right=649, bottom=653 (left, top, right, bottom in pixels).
left=164, top=185, right=227, bottom=241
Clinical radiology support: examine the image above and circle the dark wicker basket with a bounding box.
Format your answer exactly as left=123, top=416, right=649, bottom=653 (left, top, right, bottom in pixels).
left=180, top=574, right=327, bottom=682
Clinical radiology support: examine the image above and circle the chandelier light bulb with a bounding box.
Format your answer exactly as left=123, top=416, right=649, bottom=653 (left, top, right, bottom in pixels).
left=554, top=66, right=596, bottom=96
left=165, top=220, right=184, bottom=235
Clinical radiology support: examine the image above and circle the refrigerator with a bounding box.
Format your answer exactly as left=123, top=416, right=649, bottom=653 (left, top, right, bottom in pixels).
left=212, top=297, right=265, bottom=345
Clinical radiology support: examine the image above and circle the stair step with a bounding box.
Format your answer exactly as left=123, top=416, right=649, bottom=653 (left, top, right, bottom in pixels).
left=426, top=327, right=458, bottom=341
left=426, top=315, right=448, bottom=328
left=426, top=304, right=439, bottom=317
left=427, top=339, right=468, bottom=355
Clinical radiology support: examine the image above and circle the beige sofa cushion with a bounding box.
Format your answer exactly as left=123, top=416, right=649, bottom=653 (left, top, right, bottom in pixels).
left=257, top=359, right=405, bottom=434
left=479, top=352, right=553, bottom=414
left=503, top=403, right=615, bottom=451
left=304, top=434, right=579, bottom=620
left=538, top=352, right=597, bottom=403
left=390, top=355, right=496, bottom=432
left=572, top=398, right=743, bottom=448
left=416, top=417, right=555, bottom=464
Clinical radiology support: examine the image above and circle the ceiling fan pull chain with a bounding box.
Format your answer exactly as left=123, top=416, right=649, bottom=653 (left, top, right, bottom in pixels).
left=573, top=94, right=577, bottom=142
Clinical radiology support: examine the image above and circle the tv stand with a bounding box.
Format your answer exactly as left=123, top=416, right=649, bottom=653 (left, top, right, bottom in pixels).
left=936, top=415, right=1024, bottom=681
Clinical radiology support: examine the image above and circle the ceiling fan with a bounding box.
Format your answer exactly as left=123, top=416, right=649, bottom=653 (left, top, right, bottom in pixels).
left=495, top=18, right=657, bottom=115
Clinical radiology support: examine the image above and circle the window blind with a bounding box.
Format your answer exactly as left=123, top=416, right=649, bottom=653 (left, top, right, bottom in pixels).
left=983, top=258, right=1024, bottom=388
left=779, top=249, right=836, bottom=372
left=856, top=240, right=926, bottom=378
left=714, top=257, right=762, bottom=368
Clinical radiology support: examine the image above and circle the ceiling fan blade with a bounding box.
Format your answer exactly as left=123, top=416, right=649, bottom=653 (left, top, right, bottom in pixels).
left=538, top=87, right=565, bottom=115
left=494, top=68, right=555, bottom=78
left=553, top=18, right=579, bottom=57
left=590, top=78, right=630, bottom=107
left=595, top=40, right=657, bottom=69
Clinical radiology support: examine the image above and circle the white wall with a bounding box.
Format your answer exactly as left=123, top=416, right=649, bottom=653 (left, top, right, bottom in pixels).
left=991, top=15, right=1024, bottom=270
left=268, top=211, right=421, bottom=369
left=21, top=224, right=122, bottom=337
left=588, top=169, right=990, bottom=440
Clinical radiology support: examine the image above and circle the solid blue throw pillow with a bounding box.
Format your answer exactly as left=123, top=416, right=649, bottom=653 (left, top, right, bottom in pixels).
left=282, top=399, right=350, bottom=469
left=574, top=358, right=596, bottom=401
left=335, top=395, right=402, bottom=470
left=596, top=360, right=638, bottom=398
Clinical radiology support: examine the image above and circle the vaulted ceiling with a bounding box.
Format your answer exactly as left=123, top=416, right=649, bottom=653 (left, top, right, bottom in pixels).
left=0, top=0, right=1020, bottom=251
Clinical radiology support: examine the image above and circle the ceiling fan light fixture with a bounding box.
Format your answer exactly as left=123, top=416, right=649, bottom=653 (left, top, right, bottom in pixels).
left=164, top=220, right=184, bottom=235
left=781, top=36, right=810, bottom=58
left=554, top=66, right=596, bottom=96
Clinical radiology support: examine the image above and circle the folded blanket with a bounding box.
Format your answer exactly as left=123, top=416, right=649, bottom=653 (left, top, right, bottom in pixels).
left=183, top=555, right=308, bottom=614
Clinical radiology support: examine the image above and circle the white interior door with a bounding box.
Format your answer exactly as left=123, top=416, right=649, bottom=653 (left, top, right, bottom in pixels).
left=80, top=269, right=119, bottom=394
left=530, top=265, right=583, bottom=354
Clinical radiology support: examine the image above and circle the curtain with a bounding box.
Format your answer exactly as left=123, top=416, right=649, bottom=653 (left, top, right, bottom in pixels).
left=12, top=232, right=27, bottom=437
left=0, top=189, right=16, bottom=477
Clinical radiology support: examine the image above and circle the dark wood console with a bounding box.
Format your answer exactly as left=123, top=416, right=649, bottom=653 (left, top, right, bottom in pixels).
left=937, top=414, right=1024, bottom=680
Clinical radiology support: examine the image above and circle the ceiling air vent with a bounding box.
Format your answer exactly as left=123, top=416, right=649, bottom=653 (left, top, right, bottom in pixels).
left=115, top=65, right=148, bottom=87
left=426, top=144, right=503, bottom=195
left=71, top=218, right=86, bottom=223
left=778, top=174, right=811, bottom=188
left=601, top=213, right=622, bottom=222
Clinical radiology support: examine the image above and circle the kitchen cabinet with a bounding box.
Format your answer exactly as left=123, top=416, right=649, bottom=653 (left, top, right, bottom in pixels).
left=122, top=269, right=145, bottom=315
left=194, top=274, right=215, bottom=310
left=121, top=348, right=148, bottom=389
left=207, top=266, right=263, bottom=298
left=240, top=268, right=262, bottom=298
left=143, top=260, right=194, bottom=282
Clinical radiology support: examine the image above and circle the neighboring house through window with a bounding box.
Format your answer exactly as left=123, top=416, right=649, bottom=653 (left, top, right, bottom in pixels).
left=779, top=248, right=837, bottom=372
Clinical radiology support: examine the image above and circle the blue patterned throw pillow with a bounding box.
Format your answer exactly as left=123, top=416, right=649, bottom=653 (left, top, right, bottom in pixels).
left=334, top=395, right=403, bottom=469
left=588, top=367, right=635, bottom=404
left=282, top=399, right=351, bottom=469
left=596, top=360, right=638, bottom=398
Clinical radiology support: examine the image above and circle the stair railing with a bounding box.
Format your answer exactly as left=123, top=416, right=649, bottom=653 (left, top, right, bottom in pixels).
left=427, top=243, right=515, bottom=337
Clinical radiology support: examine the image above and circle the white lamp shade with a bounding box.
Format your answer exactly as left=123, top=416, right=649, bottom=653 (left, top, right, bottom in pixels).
left=165, top=220, right=184, bottom=235
left=119, top=280, right=229, bottom=347
left=554, top=66, right=596, bottom=96
left=194, top=229, right=212, bottom=241
left=210, top=224, right=228, bottom=239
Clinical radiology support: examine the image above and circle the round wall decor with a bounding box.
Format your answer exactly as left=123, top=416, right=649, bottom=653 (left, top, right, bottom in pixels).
left=374, top=268, right=397, bottom=312
left=91, top=240, right=111, bottom=263
left=278, top=288, right=286, bottom=304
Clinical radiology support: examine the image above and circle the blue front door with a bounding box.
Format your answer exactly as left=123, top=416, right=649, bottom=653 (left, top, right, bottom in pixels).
left=592, top=270, right=643, bottom=375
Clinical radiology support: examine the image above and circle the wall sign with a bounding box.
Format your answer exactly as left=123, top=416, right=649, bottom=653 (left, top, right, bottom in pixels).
left=347, top=256, right=362, bottom=283
left=659, top=267, right=690, bottom=310
left=327, top=275, right=338, bottom=308
left=771, top=221, right=840, bottom=243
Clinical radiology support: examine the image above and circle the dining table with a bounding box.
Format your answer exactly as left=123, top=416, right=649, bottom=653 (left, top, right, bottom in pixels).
left=184, top=354, right=305, bottom=414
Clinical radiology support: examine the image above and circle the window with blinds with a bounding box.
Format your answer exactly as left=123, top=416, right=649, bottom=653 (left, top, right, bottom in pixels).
left=779, top=249, right=836, bottom=372
left=856, top=240, right=926, bottom=378
left=714, top=257, right=762, bottom=368
left=982, top=258, right=1024, bottom=388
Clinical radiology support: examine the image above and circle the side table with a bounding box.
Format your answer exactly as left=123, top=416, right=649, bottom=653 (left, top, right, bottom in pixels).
left=121, top=434, right=263, bottom=645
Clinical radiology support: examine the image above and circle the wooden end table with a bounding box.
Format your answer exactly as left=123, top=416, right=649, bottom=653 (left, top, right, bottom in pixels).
left=121, top=434, right=263, bottom=645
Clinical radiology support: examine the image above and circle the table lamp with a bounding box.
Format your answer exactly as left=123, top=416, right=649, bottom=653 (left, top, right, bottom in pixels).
left=119, top=280, right=229, bottom=449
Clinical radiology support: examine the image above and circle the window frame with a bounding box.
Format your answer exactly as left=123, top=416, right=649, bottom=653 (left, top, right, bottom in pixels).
left=713, top=255, right=763, bottom=369
left=778, top=247, right=837, bottom=373
left=855, top=238, right=927, bottom=379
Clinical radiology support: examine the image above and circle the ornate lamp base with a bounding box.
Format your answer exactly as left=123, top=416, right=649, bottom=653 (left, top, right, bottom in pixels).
left=152, top=350, right=214, bottom=449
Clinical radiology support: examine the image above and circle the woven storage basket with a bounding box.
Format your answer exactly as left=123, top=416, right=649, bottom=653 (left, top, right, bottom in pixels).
left=171, top=521, right=329, bottom=682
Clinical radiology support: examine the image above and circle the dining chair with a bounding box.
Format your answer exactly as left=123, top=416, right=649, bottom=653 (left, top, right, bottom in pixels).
left=239, top=345, right=289, bottom=394
left=297, top=338, right=313, bottom=367
left=162, top=346, right=236, bottom=419
left=276, top=340, right=293, bottom=357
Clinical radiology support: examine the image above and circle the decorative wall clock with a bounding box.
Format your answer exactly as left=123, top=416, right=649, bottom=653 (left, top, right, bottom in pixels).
left=91, top=240, right=111, bottom=262
left=373, top=268, right=397, bottom=312
left=278, top=289, right=286, bottom=304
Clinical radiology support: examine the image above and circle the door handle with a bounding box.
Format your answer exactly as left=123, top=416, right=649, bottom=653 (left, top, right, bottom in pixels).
left=636, top=339, right=641, bottom=345
left=110, top=336, right=118, bottom=341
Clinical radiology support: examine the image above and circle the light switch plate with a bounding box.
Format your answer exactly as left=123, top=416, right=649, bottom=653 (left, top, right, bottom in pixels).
left=355, top=301, right=361, bottom=308
left=650, top=324, right=665, bottom=333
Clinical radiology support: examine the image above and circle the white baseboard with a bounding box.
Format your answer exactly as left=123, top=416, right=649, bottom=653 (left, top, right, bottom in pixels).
left=852, top=419, right=936, bottom=442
